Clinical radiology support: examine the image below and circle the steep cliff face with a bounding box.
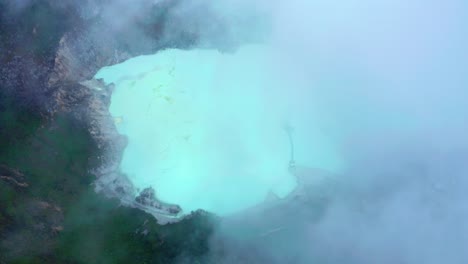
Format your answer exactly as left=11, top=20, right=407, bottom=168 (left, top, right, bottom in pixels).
left=0, top=0, right=204, bottom=115
left=1, top=0, right=225, bottom=223
left=0, top=1, right=329, bottom=263
left=0, top=1, right=221, bottom=263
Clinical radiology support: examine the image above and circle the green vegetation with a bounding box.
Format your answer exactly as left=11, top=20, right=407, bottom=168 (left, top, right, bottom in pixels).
left=56, top=192, right=215, bottom=264
left=0, top=92, right=216, bottom=263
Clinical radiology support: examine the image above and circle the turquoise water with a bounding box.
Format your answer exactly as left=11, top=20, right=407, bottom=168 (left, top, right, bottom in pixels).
left=95, top=45, right=343, bottom=215
left=93, top=0, right=468, bottom=220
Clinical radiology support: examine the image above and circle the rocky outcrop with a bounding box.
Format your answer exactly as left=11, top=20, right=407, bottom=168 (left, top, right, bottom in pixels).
left=136, top=187, right=182, bottom=215
left=76, top=79, right=185, bottom=224
left=47, top=31, right=130, bottom=88
left=0, top=165, right=29, bottom=188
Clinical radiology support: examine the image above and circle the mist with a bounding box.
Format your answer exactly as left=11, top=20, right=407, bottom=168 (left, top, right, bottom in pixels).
left=91, top=0, right=468, bottom=262
left=216, top=0, right=468, bottom=263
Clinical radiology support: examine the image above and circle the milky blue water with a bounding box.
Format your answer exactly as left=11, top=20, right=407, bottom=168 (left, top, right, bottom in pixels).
left=95, top=45, right=343, bottom=215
